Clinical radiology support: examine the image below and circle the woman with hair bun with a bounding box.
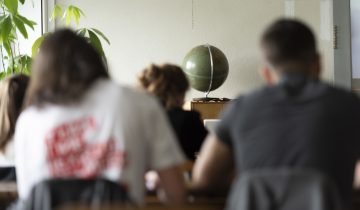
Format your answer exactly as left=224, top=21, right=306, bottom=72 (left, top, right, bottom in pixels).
left=139, top=64, right=208, bottom=160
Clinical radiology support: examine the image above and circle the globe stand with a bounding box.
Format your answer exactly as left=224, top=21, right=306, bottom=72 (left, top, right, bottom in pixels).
left=192, top=97, right=230, bottom=102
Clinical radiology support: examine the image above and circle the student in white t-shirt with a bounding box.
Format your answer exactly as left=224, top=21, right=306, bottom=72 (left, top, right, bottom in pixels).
left=14, top=29, right=186, bottom=204
left=0, top=74, right=29, bottom=167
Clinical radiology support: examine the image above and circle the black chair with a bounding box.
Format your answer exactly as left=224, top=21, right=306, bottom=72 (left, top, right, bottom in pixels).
left=18, top=178, right=132, bottom=210
left=0, top=167, right=16, bottom=181
left=225, top=169, right=342, bottom=210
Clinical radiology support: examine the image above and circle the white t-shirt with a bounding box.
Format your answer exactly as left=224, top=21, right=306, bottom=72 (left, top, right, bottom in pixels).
left=14, top=79, right=184, bottom=204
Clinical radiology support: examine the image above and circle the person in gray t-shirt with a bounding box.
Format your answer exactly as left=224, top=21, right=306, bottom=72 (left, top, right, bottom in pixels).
left=191, top=19, right=360, bottom=207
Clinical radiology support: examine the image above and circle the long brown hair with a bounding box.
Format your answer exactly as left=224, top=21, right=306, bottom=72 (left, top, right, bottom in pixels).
left=138, top=64, right=189, bottom=109
left=0, top=74, right=29, bottom=150
left=26, top=29, right=109, bottom=107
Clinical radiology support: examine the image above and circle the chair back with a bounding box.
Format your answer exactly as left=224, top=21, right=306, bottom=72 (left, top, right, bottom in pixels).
left=23, top=178, right=131, bottom=210
left=0, top=167, right=16, bottom=181
left=225, top=168, right=342, bottom=210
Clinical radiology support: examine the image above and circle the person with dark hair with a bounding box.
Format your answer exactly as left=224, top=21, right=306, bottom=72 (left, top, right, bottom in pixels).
left=0, top=74, right=29, bottom=181
left=138, top=64, right=207, bottom=160
left=14, top=29, right=186, bottom=204
left=0, top=74, right=29, bottom=166
left=191, top=19, right=360, bottom=208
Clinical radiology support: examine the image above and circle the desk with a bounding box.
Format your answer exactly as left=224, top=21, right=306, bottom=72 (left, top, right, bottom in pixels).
left=191, top=101, right=229, bottom=120
left=0, top=182, right=17, bottom=209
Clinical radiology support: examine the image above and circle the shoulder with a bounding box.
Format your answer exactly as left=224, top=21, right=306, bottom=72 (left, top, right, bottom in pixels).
left=321, top=83, right=360, bottom=105
left=97, top=79, right=160, bottom=108
left=120, top=86, right=161, bottom=110
left=17, top=106, right=40, bottom=126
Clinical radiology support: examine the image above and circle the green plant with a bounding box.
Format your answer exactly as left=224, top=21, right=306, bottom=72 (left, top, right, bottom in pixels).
left=0, top=0, right=36, bottom=78
left=33, top=4, right=110, bottom=61
left=0, top=0, right=110, bottom=79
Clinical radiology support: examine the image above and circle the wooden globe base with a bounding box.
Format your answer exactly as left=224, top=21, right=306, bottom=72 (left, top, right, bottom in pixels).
left=192, top=97, right=231, bottom=102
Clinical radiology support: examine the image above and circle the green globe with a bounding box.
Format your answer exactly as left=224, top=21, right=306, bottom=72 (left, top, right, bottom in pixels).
left=182, top=45, right=229, bottom=92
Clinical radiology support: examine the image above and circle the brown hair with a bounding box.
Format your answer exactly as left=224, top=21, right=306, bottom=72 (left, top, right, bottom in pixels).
left=261, top=19, right=318, bottom=72
left=26, top=29, right=109, bottom=107
left=138, top=64, right=189, bottom=109
left=0, top=74, right=29, bottom=150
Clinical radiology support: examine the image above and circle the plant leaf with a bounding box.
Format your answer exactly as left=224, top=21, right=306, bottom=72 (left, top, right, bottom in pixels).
left=0, top=15, right=6, bottom=23
left=90, top=28, right=110, bottom=45
left=0, top=72, right=6, bottom=80
left=18, top=55, right=32, bottom=74
left=0, top=16, right=13, bottom=43
left=72, top=7, right=80, bottom=26
left=17, top=15, right=36, bottom=30
left=64, top=6, right=72, bottom=26
left=61, top=5, right=86, bottom=26
left=19, top=0, right=25, bottom=5
left=50, top=4, right=62, bottom=21
left=76, top=28, right=87, bottom=37
left=31, top=33, right=48, bottom=57
left=88, top=30, right=104, bottom=56
left=14, top=15, right=28, bottom=39
left=4, top=0, right=18, bottom=15
left=3, top=42, right=11, bottom=56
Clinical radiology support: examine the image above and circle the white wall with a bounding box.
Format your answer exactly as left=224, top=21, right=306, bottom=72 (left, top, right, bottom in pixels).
left=55, top=0, right=334, bottom=99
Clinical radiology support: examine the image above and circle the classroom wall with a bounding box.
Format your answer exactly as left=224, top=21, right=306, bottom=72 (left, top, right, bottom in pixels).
left=55, top=0, right=334, bottom=99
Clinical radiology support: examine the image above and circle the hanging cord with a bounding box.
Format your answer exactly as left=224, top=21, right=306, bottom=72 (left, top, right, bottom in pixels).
left=192, top=0, right=194, bottom=29
left=205, top=44, right=214, bottom=98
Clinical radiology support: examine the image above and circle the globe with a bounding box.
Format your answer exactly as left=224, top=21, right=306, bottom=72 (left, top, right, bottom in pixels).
left=182, top=45, right=229, bottom=93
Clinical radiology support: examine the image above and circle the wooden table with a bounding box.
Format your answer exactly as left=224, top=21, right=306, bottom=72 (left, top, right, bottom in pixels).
left=0, top=182, right=17, bottom=209
left=191, top=100, right=229, bottom=120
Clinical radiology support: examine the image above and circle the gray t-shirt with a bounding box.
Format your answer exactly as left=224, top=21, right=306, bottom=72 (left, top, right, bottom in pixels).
left=216, top=74, right=360, bottom=204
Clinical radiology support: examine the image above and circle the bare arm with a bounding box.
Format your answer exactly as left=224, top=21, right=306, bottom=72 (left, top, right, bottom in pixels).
left=190, top=134, right=235, bottom=195
left=157, top=165, right=186, bottom=204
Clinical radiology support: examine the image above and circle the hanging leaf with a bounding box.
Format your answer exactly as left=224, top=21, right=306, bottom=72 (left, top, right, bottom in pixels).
left=90, top=28, right=110, bottom=45
left=18, top=55, right=32, bottom=74
left=50, top=4, right=62, bottom=21
left=17, top=15, right=36, bottom=30
left=4, top=0, right=18, bottom=15
left=19, top=0, right=25, bottom=5
left=31, top=33, right=48, bottom=57
left=62, top=5, right=85, bottom=26
left=64, top=7, right=72, bottom=26
left=0, top=15, right=6, bottom=23
left=0, top=72, right=6, bottom=80
left=76, top=28, right=87, bottom=37
left=71, top=7, right=80, bottom=26
left=0, top=16, right=13, bottom=43
left=72, top=6, right=85, bottom=18
left=2, top=42, right=11, bottom=56
left=88, top=30, right=104, bottom=56
left=14, top=16, right=28, bottom=39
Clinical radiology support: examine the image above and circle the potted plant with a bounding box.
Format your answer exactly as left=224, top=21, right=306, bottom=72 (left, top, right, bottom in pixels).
left=0, top=0, right=110, bottom=79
